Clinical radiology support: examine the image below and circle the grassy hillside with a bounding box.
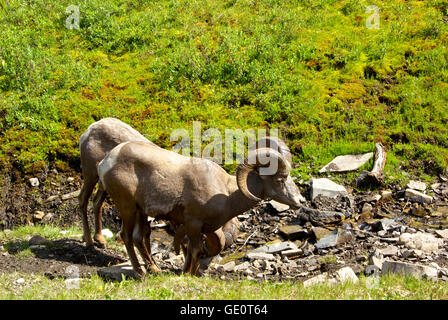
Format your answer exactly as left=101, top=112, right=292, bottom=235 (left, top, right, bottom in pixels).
left=0, top=0, right=447, bottom=181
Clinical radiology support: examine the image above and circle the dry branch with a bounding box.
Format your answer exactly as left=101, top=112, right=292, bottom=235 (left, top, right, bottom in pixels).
left=355, top=143, right=387, bottom=188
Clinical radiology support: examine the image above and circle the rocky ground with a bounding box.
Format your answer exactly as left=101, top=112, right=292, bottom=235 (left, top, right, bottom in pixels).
left=2, top=168, right=448, bottom=286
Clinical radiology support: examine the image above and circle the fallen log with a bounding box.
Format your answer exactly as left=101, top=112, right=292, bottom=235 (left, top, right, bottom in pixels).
left=355, top=143, right=387, bottom=188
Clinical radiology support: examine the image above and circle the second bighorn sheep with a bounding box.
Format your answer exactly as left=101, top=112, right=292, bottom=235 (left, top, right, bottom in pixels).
left=98, top=137, right=303, bottom=277
left=78, top=118, right=238, bottom=269
left=78, top=118, right=153, bottom=247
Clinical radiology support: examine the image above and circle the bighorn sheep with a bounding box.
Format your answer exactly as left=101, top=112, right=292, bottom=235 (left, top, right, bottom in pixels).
left=173, top=137, right=292, bottom=262
left=98, top=138, right=303, bottom=277
left=78, top=118, right=153, bottom=247
left=78, top=118, right=238, bottom=268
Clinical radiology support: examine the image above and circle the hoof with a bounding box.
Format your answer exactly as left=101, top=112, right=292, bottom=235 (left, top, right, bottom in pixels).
left=83, top=235, right=94, bottom=247
left=133, top=270, right=146, bottom=280
left=147, top=264, right=161, bottom=273
left=94, top=234, right=107, bottom=248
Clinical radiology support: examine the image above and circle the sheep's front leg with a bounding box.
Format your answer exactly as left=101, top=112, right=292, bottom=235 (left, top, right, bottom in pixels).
left=184, top=223, right=202, bottom=276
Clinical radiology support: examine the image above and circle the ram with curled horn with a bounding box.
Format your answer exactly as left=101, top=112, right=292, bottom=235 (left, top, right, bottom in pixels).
left=78, top=118, right=240, bottom=272
left=173, top=136, right=295, bottom=269
left=97, top=132, right=304, bottom=277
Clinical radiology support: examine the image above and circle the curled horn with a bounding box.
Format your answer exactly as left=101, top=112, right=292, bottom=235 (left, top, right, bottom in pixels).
left=256, top=137, right=292, bottom=165
left=222, top=218, right=239, bottom=248
left=203, top=229, right=226, bottom=257
left=236, top=147, right=290, bottom=201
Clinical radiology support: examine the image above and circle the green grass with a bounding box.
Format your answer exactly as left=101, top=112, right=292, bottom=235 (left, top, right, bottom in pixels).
left=0, top=224, right=82, bottom=243
left=0, top=0, right=447, bottom=180
left=1, top=224, right=447, bottom=300
left=1, top=271, right=447, bottom=300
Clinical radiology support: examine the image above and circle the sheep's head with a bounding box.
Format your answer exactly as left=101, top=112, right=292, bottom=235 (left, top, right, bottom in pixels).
left=236, top=147, right=302, bottom=209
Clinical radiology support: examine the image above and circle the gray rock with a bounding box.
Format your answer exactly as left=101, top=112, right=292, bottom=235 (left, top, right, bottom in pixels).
left=375, top=218, right=397, bottom=232
left=319, top=153, right=374, bottom=173
left=281, top=248, right=303, bottom=258
left=380, top=245, right=399, bottom=257
left=268, top=200, right=290, bottom=212
left=407, top=180, right=427, bottom=192
left=381, top=190, right=393, bottom=201
left=296, top=206, right=345, bottom=226
left=399, top=232, right=442, bottom=252
left=98, top=262, right=145, bottom=281
left=402, top=249, right=424, bottom=259
left=368, top=249, right=384, bottom=269
left=435, top=229, right=448, bottom=239
left=33, top=211, right=45, bottom=221
left=252, top=241, right=298, bottom=254
left=278, top=224, right=309, bottom=240
left=303, top=273, right=331, bottom=287
left=335, top=267, right=359, bottom=283
left=246, top=252, right=276, bottom=260
left=311, top=178, right=348, bottom=201
left=404, top=189, right=433, bottom=204
left=365, top=265, right=381, bottom=276
left=315, top=229, right=339, bottom=249
left=221, top=261, right=236, bottom=272
left=382, top=260, right=438, bottom=279
left=61, top=190, right=81, bottom=201
left=42, top=212, right=53, bottom=223
left=29, top=235, right=50, bottom=245
left=234, top=261, right=250, bottom=272
left=101, top=229, right=114, bottom=239
left=29, top=178, right=39, bottom=187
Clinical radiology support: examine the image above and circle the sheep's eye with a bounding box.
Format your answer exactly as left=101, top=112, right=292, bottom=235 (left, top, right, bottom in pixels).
left=276, top=178, right=284, bottom=184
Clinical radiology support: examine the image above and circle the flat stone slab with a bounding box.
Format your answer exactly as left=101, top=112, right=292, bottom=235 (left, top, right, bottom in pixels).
left=98, top=262, right=144, bottom=281
left=268, top=200, right=290, bottom=212
left=404, top=189, right=433, bottom=204
left=246, top=252, right=276, bottom=261
left=319, top=153, right=374, bottom=173
left=435, top=229, right=448, bottom=239
left=382, top=260, right=438, bottom=279
left=315, top=229, right=339, bottom=249
left=278, top=224, right=309, bottom=240
left=252, top=241, right=298, bottom=254
left=311, top=178, right=348, bottom=200
left=407, top=180, right=427, bottom=192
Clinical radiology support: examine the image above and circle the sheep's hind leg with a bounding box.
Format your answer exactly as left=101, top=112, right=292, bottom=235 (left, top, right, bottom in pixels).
left=78, top=176, right=96, bottom=247
left=120, top=206, right=145, bottom=279
left=134, top=212, right=161, bottom=273
left=92, top=186, right=107, bottom=248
